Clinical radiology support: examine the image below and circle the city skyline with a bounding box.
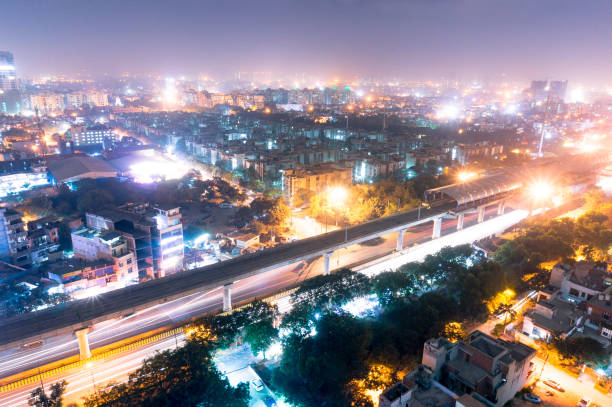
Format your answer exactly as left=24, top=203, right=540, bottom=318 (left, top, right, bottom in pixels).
left=3, top=0, right=612, bottom=84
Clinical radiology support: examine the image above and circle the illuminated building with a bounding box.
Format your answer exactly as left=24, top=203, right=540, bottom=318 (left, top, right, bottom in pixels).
left=27, top=217, right=62, bottom=265
left=66, top=91, right=109, bottom=108
left=0, top=51, right=16, bottom=91
left=0, top=51, right=21, bottom=114
left=152, top=204, right=184, bottom=276
left=85, top=203, right=184, bottom=279
left=0, top=208, right=31, bottom=268
left=70, top=124, right=118, bottom=148
left=71, top=228, right=138, bottom=284
left=28, top=93, right=65, bottom=114
left=282, top=163, right=353, bottom=203
left=44, top=258, right=120, bottom=299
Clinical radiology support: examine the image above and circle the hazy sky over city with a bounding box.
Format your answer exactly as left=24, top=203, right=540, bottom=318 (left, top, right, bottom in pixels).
left=3, top=0, right=612, bottom=83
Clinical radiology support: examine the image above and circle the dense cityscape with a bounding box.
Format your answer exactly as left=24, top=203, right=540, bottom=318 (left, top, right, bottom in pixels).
left=1, top=1, right=612, bottom=407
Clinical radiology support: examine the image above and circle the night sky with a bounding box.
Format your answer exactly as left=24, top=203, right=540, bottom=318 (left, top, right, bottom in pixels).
left=3, top=0, right=612, bottom=83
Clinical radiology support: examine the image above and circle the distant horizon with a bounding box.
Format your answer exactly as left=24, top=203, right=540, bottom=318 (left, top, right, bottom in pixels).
left=3, top=1, right=612, bottom=86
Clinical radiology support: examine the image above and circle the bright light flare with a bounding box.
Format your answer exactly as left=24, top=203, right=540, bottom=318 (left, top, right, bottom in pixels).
left=457, top=171, right=476, bottom=182
left=528, top=180, right=554, bottom=202
left=327, top=186, right=348, bottom=208
left=436, top=104, right=461, bottom=120
left=130, top=158, right=189, bottom=183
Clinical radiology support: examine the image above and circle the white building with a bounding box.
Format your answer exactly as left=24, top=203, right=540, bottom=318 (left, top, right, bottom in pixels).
left=71, top=228, right=137, bottom=284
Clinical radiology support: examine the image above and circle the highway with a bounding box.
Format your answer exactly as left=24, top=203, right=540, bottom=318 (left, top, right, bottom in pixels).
left=0, top=201, right=458, bottom=351
left=0, top=206, right=514, bottom=406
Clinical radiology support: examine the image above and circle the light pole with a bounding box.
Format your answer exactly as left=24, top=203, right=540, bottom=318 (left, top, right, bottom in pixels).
left=86, top=362, right=97, bottom=394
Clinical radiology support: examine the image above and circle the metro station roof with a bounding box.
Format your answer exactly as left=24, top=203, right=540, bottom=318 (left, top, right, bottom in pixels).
left=427, top=173, right=522, bottom=206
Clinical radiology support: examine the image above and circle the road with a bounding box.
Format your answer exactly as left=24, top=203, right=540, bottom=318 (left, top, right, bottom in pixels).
left=0, top=205, right=501, bottom=379
left=0, top=200, right=461, bottom=351
left=525, top=357, right=611, bottom=407
left=0, top=206, right=520, bottom=406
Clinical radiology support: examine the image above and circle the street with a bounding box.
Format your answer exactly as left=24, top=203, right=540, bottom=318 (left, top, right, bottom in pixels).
left=0, top=206, right=522, bottom=406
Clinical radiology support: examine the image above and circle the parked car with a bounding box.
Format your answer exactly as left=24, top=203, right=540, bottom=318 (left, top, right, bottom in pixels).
left=577, top=398, right=591, bottom=407
left=523, top=393, right=541, bottom=404
left=250, top=378, right=264, bottom=392
left=263, top=396, right=277, bottom=407
left=543, top=379, right=565, bottom=392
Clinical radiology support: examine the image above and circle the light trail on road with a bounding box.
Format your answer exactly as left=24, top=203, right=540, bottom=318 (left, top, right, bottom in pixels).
left=0, top=206, right=520, bottom=406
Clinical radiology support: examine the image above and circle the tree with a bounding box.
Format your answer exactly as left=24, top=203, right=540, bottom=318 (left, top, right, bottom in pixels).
left=274, top=313, right=372, bottom=407
left=440, top=322, right=466, bottom=343
left=0, top=281, right=70, bottom=317
left=551, top=336, right=608, bottom=366
left=244, top=320, right=278, bottom=359
left=370, top=271, right=416, bottom=307
left=83, top=338, right=249, bottom=407
left=29, top=380, right=66, bottom=407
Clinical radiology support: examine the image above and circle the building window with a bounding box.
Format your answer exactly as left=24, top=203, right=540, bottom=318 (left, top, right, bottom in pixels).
left=127, top=258, right=132, bottom=265
left=603, top=312, right=610, bottom=321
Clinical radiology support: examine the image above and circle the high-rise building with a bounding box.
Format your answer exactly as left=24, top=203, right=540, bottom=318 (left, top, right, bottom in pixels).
left=548, top=80, right=567, bottom=100
left=0, top=51, right=21, bottom=114
left=0, top=51, right=17, bottom=91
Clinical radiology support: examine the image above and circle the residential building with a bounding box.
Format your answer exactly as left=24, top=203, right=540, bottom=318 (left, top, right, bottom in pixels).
left=0, top=208, right=31, bottom=268
left=282, top=163, right=353, bottom=203
left=85, top=203, right=183, bottom=279
left=521, top=287, right=584, bottom=342
left=586, top=286, right=612, bottom=341
left=69, top=124, right=118, bottom=148
left=45, top=258, right=119, bottom=299
left=379, top=366, right=487, bottom=407
left=549, top=261, right=611, bottom=302
left=27, top=216, right=62, bottom=265
left=422, top=331, right=536, bottom=407
left=28, top=94, right=65, bottom=114
left=71, top=227, right=137, bottom=284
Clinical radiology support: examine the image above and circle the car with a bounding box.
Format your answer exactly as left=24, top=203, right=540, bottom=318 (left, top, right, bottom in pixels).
left=263, top=396, right=277, bottom=407
left=523, top=393, right=541, bottom=404
left=250, top=378, right=264, bottom=392
left=577, top=398, right=591, bottom=407
left=543, top=379, right=565, bottom=392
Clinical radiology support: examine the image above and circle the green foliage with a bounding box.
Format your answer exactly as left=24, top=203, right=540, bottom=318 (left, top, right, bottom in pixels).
left=29, top=380, right=66, bottom=407
left=82, top=338, right=249, bottom=407
left=0, top=281, right=70, bottom=317
left=274, top=313, right=372, bottom=407
left=195, top=300, right=278, bottom=350
left=243, top=320, right=278, bottom=359
left=292, top=268, right=371, bottom=312
left=551, top=336, right=609, bottom=366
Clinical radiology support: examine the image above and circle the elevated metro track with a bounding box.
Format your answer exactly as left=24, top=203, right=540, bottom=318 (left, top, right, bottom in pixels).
left=0, top=201, right=456, bottom=350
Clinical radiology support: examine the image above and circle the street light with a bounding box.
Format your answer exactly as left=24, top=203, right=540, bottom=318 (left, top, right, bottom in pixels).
left=457, top=171, right=476, bottom=182
left=528, top=180, right=554, bottom=203
left=86, top=361, right=97, bottom=394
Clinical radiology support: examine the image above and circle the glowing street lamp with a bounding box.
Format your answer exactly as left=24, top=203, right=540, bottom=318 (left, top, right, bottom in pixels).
left=528, top=180, right=554, bottom=203
left=457, top=171, right=476, bottom=182
left=327, top=186, right=348, bottom=208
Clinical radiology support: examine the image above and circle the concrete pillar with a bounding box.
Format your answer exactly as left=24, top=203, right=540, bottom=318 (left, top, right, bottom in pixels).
left=74, top=327, right=91, bottom=360
left=497, top=201, right=505, bottom=216
left=432, top=217, right=442, bottom=239
left=323, top=252, right=333, bottom=276
left=457, top=213, right=464, bottom=231
left=477, top=206, right=486, bottom=223
left=223, top=283, right=233, bottom=312
left=396, top=229, right=406, bottom=251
